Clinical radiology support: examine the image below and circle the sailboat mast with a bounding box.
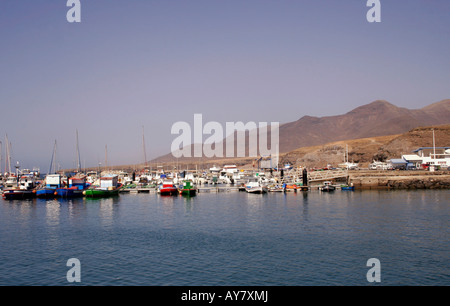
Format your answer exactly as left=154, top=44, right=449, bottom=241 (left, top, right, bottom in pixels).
left=5, top=134, right=12, bottom=174
left=76, top=130, right=81, bottom=172
left=142, top=126, right=147, bottom=168
left=432, top=128, right=436, bottom=160
left=49, top=140, right=57, bottom=174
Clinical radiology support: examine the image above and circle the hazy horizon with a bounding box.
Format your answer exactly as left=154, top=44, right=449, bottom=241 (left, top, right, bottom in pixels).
left=1, top=1, right=449, bottom=171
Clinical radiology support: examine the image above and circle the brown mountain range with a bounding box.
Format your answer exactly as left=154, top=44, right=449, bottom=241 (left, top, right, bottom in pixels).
left=278, top=99, right=450, bottom=153
left=152, top=99, right=450, bottom=164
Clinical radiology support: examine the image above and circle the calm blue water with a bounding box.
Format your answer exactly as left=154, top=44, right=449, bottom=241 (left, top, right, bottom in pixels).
left=0, top=189, right=449, bottom=286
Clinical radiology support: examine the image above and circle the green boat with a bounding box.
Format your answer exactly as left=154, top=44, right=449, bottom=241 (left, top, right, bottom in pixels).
left=84, top=175, right=122, bottom=198
left=179, top=180, right=197, bottom=196
left=83, top=184, right=122, bottom=198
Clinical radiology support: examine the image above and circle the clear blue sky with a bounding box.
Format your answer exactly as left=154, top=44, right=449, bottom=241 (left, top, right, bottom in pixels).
left=1, top=0, right=449, bottom=171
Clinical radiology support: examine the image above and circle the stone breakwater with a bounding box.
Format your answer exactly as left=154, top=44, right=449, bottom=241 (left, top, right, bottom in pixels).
left=348, top=170, right=450, bottom=190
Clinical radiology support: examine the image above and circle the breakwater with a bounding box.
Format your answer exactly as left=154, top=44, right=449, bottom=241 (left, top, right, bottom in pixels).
left=348, top=170, right=450, bottom=189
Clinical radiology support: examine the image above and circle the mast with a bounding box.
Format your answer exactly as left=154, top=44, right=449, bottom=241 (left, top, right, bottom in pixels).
left=432, top=128, right=436, bottom=160
left=0, top=141, right=2, bottom=175
left=5, top=134, right=12, bottom=174
left=49, top=140, right=57, bottom=174
left=142, top=125, right=147, bottom=169
left=76, top=129, right=81, bottom=173
left=105, top=144, right=108, bottom=170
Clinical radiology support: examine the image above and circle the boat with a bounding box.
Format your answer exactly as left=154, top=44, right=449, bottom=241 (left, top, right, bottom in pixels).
left=340, top=184, right=355, bottom=191
left=269, top=184, right=285, bottom=192
left=55, top=174, right=90, bottom=198
left=245, top=177, right=268, bottom=194
left=36, top=140, right=61, bottom=198
left=319, top=181, right=336, bottom=192
left=284, top=184, right=297, bottom=192
left=178, top=180, right=197, bottom=196
left=2, top=173, right=37, bottom=200
left=84, top=175, right=123, bottom=198
left=157, top=180, right=178, bottom=196
left=36, top=174, right=62, bottom=198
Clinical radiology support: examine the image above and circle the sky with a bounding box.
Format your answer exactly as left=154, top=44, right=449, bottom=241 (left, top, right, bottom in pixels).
left=0, top=0, right=449, bottom=171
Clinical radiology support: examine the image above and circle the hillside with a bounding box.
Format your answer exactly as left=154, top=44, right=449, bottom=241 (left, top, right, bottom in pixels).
left=278, top=124, right=450, bottom=168
left=278, top=99, right=450, bottom=153
left=151, top=99, right=450, bottom=164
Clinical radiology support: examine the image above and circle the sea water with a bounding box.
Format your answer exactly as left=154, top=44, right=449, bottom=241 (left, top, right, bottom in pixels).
left=0, top=189, right=448, bottom=286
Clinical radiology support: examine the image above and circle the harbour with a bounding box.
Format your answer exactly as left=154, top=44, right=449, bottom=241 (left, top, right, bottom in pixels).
left=0, top=189, right=448, bottom=286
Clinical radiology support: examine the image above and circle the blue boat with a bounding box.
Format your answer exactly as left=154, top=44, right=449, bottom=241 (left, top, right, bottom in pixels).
left=341, top=185, right=355, bottom=191
left=55, top=174, right=90, bottom=198
left=36, top=174, right=62, bottom=198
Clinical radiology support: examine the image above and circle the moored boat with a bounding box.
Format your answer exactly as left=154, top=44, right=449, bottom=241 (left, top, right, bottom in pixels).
left=157, top=180, right=178, bottom=196
left=55, top=174, right=90, bottom=198
left=340, top=184, right=355, bottom=191
left=245, top=178, right=268, bottom=194
left=84, top=175, right=122, bottom=198
left=178, top=180, right=197, bottom=196
left=36, top=174, right=62, bottom=198
left=2, top=173, right=37, bottom=200
left=269, top=184, right=285, bottom=192
left=319, top=181, right=336, bottom=192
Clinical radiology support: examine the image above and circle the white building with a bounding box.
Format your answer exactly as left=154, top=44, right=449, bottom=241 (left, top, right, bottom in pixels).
left=402, top=147, right=450, bottom=169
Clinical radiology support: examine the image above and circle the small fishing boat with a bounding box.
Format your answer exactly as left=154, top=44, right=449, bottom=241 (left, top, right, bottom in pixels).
left=340, top=185, right=355, bottom=191
left=2, top=173, right=37, bottom=200
left=157, top=180, right=178, bottom=196
left=36, top=174, right=62, bottom=198
left=269, top=185, right=285, bottom=192
left=284, top=184, right=297, bottom=192
left=55, top=174, right=90, bottom=198
left=245, top=178, right=268, bottom=194
left=178, top=180, right=197, bottom=196
left=84, top=175, right=122, bottom=198
left=319, top=181, right=336, bottom=192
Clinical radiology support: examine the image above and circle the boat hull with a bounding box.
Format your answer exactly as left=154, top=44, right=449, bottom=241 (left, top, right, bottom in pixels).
left=341, top=186, right=355, bottom=191
left=36, top=188, right=57, bottom=198
left=84, top=189, right=120, bottom=198
left=245, top=187, right=268, bottom=194
left=179, top=189, right=197, bottom=196
left=2, top=189, right=36, bottom=200
left=55, top=188, right=85, bottom=198
left=319, top=186, right=336, bottom=192
left=158, top=188, right=178, bottom=196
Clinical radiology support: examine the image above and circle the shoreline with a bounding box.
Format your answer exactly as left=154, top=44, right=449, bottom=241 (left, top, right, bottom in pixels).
left=347, top=170, right=450, bottom=190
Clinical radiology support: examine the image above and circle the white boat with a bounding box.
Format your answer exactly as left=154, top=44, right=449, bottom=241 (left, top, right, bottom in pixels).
left=245, top=177, right=268, bottom=194
left=318, top=181, right=336, bottom=192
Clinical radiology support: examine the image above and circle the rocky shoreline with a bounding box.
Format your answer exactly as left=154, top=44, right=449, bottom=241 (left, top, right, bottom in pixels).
left=348, top=170, right=450, bottom=190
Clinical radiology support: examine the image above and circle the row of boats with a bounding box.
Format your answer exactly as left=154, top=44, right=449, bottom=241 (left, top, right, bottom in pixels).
left=1, top=162, right=355, bottom=200
left=0, top=171, right=200, bottom=200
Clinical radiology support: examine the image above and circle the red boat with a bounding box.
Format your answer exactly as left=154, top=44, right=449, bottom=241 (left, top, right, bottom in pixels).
left=157, top=180, right=178, bottom=196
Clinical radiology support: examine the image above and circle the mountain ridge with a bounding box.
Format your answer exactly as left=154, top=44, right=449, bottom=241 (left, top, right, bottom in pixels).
left=151, top=99, right=450, bottom=163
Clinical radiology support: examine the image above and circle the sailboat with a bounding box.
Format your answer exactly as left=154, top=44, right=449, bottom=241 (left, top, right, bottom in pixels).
left=55, top=130, right=90, bottom=198
left=36, top=140, right=63, bottom=198
left=339, top=145, right=358, bottom=170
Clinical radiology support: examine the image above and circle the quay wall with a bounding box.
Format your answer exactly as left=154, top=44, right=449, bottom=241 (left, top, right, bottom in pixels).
left=348, top=170, right=450, bottom=190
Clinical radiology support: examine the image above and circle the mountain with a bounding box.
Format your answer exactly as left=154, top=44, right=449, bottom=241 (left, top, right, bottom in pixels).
left=151, top=99, right=450, bottom=163
left=280, top=124, right=450, bottom=168
left=278, top=99, right=450, bottom=153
